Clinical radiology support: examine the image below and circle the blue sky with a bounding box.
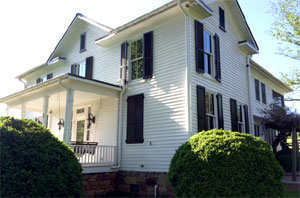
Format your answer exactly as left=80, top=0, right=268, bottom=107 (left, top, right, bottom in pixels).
left=0, top=0, right=298, bottom=113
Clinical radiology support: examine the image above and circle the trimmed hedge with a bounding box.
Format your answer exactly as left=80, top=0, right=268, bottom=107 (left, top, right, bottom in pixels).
left=168, top=129, right=285, bottom=197
left=0, top=117, right=83, bottom=197
left=276, top=154, right=300, bottom=172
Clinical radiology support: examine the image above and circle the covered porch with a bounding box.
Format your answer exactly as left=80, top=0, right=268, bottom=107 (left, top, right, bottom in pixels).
left=1, top=74, right=121, bottom=167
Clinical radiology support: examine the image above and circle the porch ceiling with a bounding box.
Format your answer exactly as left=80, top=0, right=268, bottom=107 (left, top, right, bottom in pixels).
left=0, top=73, right=121, bottom=108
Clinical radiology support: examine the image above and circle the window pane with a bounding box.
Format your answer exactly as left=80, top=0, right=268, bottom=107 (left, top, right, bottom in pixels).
left=205, top=93, right=209, bottom=114
left=79, top=61, right=86, bottom=77
left=137, top=39, right=143, bottom=58
left=132, top=61, right=137, bottom=80
left=203, top=31, right=211, bottom=53
left=76, top=120, right=85, bottom=142
left=131, top=41, right=136, bottom=60
left=137, top=59, right=143, bottom=79
left=204, top=54, right=209, bottom=73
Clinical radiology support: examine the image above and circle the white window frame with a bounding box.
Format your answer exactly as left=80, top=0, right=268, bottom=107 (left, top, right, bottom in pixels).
left=129, top=37, right=144, bottom=81
left=205, top=90, right=217, bottom=130
left=203, top=29, right=214, bottom=76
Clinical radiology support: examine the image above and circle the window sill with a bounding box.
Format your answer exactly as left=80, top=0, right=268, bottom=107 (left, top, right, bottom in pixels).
left=255, top=100, right=267, bottom=106
left=127, top=79, right=146, bottom=86
left=219, top=26, right=226, bottom=32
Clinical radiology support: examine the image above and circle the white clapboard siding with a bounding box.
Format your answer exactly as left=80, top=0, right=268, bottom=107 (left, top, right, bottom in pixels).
left=120, top=9, right=189, bottom=172
left=190, top=1, right=250, bottom=134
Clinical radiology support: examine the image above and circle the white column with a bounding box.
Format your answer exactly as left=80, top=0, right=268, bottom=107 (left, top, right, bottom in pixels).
left=42, top=95, right=49, bottom=128
left=63, top=89, right=74, bottom=146
left=6, top=105, right=10, bottom=116
left=21, top=104, right=26, bottom=119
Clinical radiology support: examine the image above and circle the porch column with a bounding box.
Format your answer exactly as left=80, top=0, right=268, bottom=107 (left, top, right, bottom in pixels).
left=63, top=89, right=74, bottom=146
left=21, top=104, right=26, bottom=119
left=42, top=95, right=49, bottom=128
left=6, top=105, right=10, bottom=116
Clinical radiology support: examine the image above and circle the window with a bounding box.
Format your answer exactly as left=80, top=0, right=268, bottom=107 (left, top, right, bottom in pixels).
left=130, top=39, right=144, bottom=80
left=36, top=78, right=43, bottom=84
left=261, top=83, right=266, bottom=104
left=255, top=79, right=260, bottom=101
left=80, top=32, right=86, bottom=52
left=254, top=125, right=260, bottom=137
left=272, top=91, right=284, bottom=107
left=203, top=30, right=212, bottom=75
left=47, top=73, right=53, bottom=80
left=237, top=104, right=244, bottom=133
left=205, top=92, right=215, bottom=130
left=219, top=7, right=225, bottom=31
left=71, top=61, right=86, bottom=77
left=126, top=94, right=144, bottom=144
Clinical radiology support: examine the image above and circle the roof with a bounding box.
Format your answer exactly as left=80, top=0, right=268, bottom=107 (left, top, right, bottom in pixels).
left=47, top=13, right=112, bottom=63
left=0, top=74, right=122, bottom=104
left=250, top=59, right=293, bottom=93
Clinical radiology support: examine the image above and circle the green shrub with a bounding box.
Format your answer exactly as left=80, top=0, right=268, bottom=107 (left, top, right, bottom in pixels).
left=0, top=117, right=83, bottom=197
left=276, top=154, right=300, bottom=172
left=168, top=129, right=285, bottom=197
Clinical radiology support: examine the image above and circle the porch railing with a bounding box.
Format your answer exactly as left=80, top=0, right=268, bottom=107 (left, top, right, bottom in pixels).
left=70, top=144, right=116, bottom=166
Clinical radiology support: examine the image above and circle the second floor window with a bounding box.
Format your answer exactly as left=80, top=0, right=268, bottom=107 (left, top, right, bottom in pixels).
left=131, top=38, right=143, bottom=80
left=205, top=92, right=215, bottom=129
left=272, top=91, right=284, bottom=107
left=219, top=7, right=225, bottom=31
left=203, top=30, right=212, bottom=75
left=80, top=32, right=86, bottom=52
left=71, top=61, right=86, bottom=77
left=261, top=83, right=266, bottom=104
left=255, top=79, right=260, bottom=101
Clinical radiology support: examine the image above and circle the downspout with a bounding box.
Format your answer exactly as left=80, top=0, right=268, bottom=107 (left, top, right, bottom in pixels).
left=246, top=55, right=254, bottom=135
left=18, top=78, right=27, bottom=89
left=178, top=0, right=192, bottom=136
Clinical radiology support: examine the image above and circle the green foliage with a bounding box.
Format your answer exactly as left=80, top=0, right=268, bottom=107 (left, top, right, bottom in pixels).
left=276, top=154, right=300, bottom=172
left=168, top=129, right=285, bottom=197
left=270, top=0, right=300, bottom=60
left=0, top=116, right=83, bottom=197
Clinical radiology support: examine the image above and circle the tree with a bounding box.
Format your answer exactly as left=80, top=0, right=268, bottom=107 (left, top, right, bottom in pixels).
left=261, top=103, right=299, bottom=153
left=281, top=68, right=300, bottom=96
left=270, top=0, right=300, bottom=60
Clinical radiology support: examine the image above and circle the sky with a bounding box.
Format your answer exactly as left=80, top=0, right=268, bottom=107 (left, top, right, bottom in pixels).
left=0, top=0, right=299, bottom=115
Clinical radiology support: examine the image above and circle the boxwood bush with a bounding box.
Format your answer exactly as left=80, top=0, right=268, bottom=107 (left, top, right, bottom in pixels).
left=168, top=129, right=285, bottom=197
left=0, top=117, right=83, bottom=197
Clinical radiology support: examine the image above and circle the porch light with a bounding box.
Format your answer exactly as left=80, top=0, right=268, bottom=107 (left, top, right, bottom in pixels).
left=58, top=118, right=64, bottom=130
left=87, top=113, right=95, bottom=129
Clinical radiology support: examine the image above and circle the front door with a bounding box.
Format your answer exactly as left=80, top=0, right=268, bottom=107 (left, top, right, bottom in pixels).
left=76, top=120, right=85, bottom=142
left=73, top=107, right=87, bottom=143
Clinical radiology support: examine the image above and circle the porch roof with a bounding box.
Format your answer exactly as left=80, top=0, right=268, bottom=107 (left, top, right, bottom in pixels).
left=0, top=74, right=122, bottom=106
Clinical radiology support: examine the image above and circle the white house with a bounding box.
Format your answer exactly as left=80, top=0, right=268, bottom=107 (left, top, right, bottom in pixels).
left=0, top=0, right=292, bottom=196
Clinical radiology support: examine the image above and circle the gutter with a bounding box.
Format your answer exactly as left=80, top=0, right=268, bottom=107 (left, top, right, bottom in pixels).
left=178, top=0, right=192, bottom=136
left=18, top=78, right=27, bottom=89
left=247, top=55, right=254, bottom=135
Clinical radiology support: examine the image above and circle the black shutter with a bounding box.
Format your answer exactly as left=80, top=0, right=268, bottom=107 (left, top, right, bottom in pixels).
left=261, top=83, right=266, bottom=104
left=71, top=64, right=76, bottom=74
left=230, top=98, right=238, bottom=131
left=120, top=41, right=128, bottom=82
left=126, top=94, right=144, bottom=144
left=85, top=56, right=93, bottom=79
left=244, top=105, right=250, bottom=134
left=214, top=34, right=221, bottom=82
left=216, top=93, right=224, bottom=129
left=197, top=85, right=206, bottom=132
left=195, top=20, right=204, bottom=73
left=143, top=31, right=153, bottom=79
left=255, top=79, right=260, bottom=101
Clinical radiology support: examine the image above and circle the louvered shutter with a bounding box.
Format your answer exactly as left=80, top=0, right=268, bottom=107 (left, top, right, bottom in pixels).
left=120, top=41, right=128, bottom=82
left=197, top=85, right=206, bottom=132
left=71, top=64, right=76, bottom=74
left=85, top=56, right=93, bottom=79
left=216, top=93, right=224, bottom=129
left=214, top=34, right=221, bottom=82
left=195, top=21, right=204, bottom=73
left=126, top=94, right=144, bottom=144
left=230, top=98, right=238, bottom=131
left=255, top=79, right=260, bottom=101
left=244, top=105, right=250, bottom=134
left=143, top=31, right=153, bottom=79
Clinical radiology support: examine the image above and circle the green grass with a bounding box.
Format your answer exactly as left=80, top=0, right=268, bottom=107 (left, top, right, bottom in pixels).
left=284, top=190, right=300, bottom=198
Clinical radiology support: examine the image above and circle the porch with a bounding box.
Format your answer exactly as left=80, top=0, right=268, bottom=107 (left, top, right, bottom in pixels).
left=1, top=74, right=121, bottom=168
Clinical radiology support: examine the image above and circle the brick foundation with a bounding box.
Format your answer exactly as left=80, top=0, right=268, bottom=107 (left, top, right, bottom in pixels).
left=83, top=171, right=174, bottom=197
left=83, top=172, right=118, bottom=197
